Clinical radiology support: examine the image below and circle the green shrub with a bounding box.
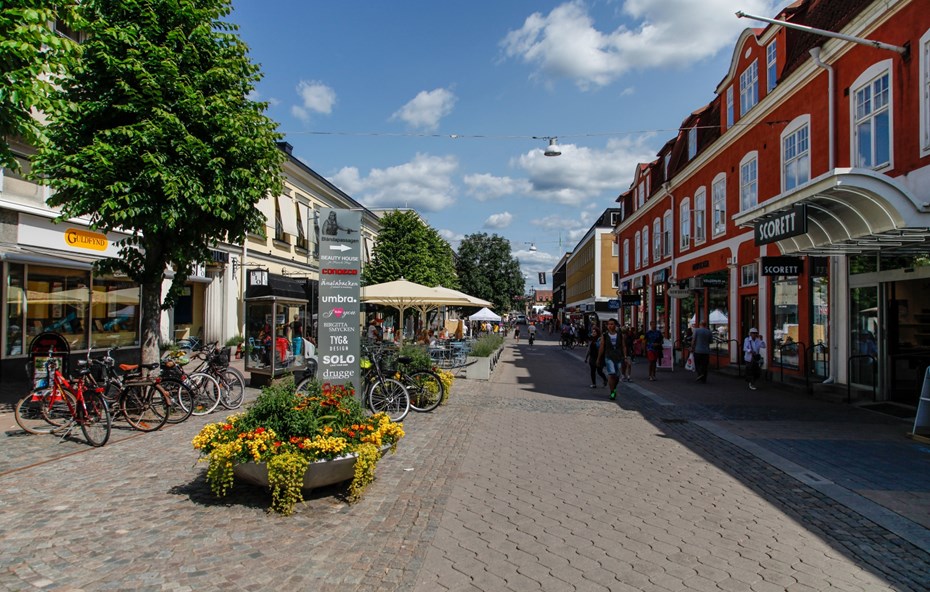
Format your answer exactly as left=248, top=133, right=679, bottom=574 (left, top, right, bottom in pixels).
left=396, top=344, right=434, bottom=371
left=225, top=334, right=244, bottom=347
left=469, top=334, right=504, bottom=357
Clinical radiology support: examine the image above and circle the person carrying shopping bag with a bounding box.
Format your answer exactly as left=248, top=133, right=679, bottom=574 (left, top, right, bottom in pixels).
left=743, top=328, right=766, bottom=390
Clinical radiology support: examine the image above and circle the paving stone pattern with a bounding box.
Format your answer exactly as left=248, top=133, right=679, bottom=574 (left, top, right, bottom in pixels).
left=1, top=338, right=929, bottom=591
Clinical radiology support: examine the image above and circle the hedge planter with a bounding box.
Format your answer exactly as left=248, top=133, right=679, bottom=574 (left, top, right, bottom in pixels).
left=464, top=345, right=505, bottom=380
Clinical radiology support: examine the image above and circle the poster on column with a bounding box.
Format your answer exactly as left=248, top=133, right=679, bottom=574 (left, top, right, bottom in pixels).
left=317, top=208, right=361, bottom=396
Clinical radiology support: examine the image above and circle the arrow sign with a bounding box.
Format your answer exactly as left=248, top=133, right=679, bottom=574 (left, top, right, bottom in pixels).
left=328, top=244, right=350, bottom=252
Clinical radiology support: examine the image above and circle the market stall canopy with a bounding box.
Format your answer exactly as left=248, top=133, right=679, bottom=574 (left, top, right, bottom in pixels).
left=469, top=307, right=501, bottom=322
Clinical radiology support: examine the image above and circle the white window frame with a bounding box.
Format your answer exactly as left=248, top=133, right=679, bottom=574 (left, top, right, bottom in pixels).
left=781, top=114, right=811, bottom=192
left=694, top=188, right=706, bottom=244
left=741, top=263, right=759, bottom=287
left=642, top=226, right=649, bottom=267
left=634, top=232, right=641, bottom=269
left=921, top=29, right=930, bottom=157
left=712, top=173, right=727, bottom=238
left=653, top=219, right=661, bottom=263
left=739, top=151, right=758, bottom=212
left=851, top=60, right=893, bottom=171
left=662, top=210, right=672, bottom=258
left=688, top=127, right=697, bottom=160
left=726, top=86, right=734, bottom=128
left=740, top=59, right=759, bottom=115
left=623, top=239, right=630, bottom=274
left=680, top=198, right=691, bottom=250
left=766, top=40, right=777, bottom=93
left=664, top=153, right=671, bottom=179
left=612, top=239, right=619, bottom=257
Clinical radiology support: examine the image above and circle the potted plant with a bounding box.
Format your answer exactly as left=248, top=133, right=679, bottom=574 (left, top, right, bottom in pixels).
left=192, top=378, right=404, bottom=515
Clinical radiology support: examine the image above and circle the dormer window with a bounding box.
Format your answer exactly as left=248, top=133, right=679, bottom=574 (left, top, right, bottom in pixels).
left=766, top=41, right=778, bottom=92
left=726, top=86, right=734, bottom=128
left=740, top=59, right=759, bottom=115
left=688, top=127, right=697, bottom=160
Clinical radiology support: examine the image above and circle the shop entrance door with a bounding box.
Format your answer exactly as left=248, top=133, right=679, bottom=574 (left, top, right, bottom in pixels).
left=741, top=295, right=757, bottom=342
left=885, top=277, right=930, bottom=405
left=850, top=286, right=879, bottom=396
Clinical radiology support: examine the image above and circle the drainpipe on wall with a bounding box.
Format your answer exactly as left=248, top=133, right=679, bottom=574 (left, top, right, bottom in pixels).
left=810, top=47, right=837, bottom=385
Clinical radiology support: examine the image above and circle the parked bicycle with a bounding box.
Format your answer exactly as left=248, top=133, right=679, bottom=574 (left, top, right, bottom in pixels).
left=181, top=342, right=245, bottom=410
left=87, top=349, right=175, bottom=430
left=158, top=350, right=223, bottom=416
left=14, top=351, right=112, bottom=446
left=385, top=354, right=444, bottom=413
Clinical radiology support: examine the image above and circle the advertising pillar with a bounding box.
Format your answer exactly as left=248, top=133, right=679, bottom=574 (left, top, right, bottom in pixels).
left=317, top=208, right=362, bottom=395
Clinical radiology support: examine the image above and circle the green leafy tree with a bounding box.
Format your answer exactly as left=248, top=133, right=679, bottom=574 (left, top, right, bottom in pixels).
left=32, top=0, right=284, bottom=364
left=455, top=233, right=523, bottom=313
left=0, top=1, right=78, bottom=170
left=362, top=210, right=458, bottom=288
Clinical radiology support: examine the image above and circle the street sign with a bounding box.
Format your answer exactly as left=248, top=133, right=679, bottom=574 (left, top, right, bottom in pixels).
left=607, top=299, right=620, bottom=310
left=317, top=208, right=362, bottom=396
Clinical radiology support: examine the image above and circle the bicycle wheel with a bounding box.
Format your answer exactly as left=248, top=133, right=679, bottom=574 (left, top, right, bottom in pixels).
left=14, top=389, right=73, bottom=435
left=188, top=372, right=221, bottom=415
left=367, top=378, right=410, bottom=422
left=119, top=383, right=169, bottom=432
left=295, top=375, right=314, bottom=395
left=157, top=378, right=195, bottom=424
left=79, top=391, right=112, bottom=447
left=217, top=369, right=245, bottom=409
left=406, top=371, right=444, bottom=412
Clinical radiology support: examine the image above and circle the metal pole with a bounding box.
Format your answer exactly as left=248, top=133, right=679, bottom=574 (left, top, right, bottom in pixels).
left=735, top=11, right=907, bottom=55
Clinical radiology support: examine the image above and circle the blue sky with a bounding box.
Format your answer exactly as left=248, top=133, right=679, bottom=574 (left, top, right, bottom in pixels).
left=230, top=0, right=782, bottom=288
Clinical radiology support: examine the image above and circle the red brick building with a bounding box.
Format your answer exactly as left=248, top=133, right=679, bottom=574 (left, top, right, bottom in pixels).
left=614, top=0, right=930, bottom=405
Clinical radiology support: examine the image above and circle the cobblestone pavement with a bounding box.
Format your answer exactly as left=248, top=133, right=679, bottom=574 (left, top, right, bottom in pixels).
left=2, top=337, right=929, bottom=591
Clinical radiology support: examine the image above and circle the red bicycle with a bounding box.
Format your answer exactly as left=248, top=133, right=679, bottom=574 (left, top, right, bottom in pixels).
left=14, top=351, right=112, bottom=446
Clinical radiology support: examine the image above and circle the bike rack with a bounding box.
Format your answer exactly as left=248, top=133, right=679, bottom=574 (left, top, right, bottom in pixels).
left=846, top=354, right=877, bottom=403
left=808, top=342, right=829, bottom=382
left=773, top=341, right=808, bottom=393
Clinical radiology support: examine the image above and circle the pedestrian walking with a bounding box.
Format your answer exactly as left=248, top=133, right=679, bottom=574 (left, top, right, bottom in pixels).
left=584, top=325, right=608, bottom=389
left=692, top=321, right=712, bottom=383
left=514, top=324, right=521, bottom=343
left=743, top=327, right=766, bottom=390
left=644, top=321, right=663, bottom=381
left=621, top=326, right=634, bottom=382
left=597, top=318, right=624, bottom=400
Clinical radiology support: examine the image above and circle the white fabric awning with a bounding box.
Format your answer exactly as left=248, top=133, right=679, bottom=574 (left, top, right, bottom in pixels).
left=255, top=196, right=276, bottom=229
left=276, top=195, right=300, bottom=237
left=733, top=168, right=930, bottom=255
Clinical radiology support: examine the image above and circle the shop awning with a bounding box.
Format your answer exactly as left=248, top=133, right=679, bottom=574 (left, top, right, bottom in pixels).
left=277, top=195, right=300, bottom=237
left=0, top=244, right=102, bottom=270
left=733, top=169, right=930, bottom=255
left=245, top=273, right=311, bottom=301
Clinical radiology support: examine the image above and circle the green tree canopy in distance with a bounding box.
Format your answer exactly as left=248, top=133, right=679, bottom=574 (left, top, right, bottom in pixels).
left=455, top=233, right=523, bottom=313
left=362, top=209, right=458, bottom=289
left=32, top=0, right=284, bottom=364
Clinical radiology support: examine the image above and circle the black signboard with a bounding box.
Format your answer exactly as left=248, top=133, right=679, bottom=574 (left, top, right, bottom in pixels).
left=755, top=204, right=808, bottom=245
left=761, top=256, right=803, bottom=276
left=700, top=271, right=728, bottom=288
left=810, top=256, right=829, bottom=277
left=620, top=294, right=642, bottom=306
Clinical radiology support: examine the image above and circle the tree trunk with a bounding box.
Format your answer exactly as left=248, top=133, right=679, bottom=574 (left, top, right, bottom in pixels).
left=140, top=279, right=163, bottom=369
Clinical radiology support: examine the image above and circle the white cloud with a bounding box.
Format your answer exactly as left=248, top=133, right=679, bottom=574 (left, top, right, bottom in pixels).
left=391, top=88, right=457, bottom=130
left=463, top=173, right=533, bottom=200
left=484, top=211, right=513, bottom=229
left=511, top=135, right=656, bottom=206
left=247, top=89, right=281, bottom=107
left=292, top=80, right=336, bottom=122
left=501, top=0, right=781, bottom=89
left=329, top=153, right=458, bottom=212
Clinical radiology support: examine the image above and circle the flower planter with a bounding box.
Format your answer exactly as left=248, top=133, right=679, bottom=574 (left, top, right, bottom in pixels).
left=233, top=445, right=390, bottom=490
